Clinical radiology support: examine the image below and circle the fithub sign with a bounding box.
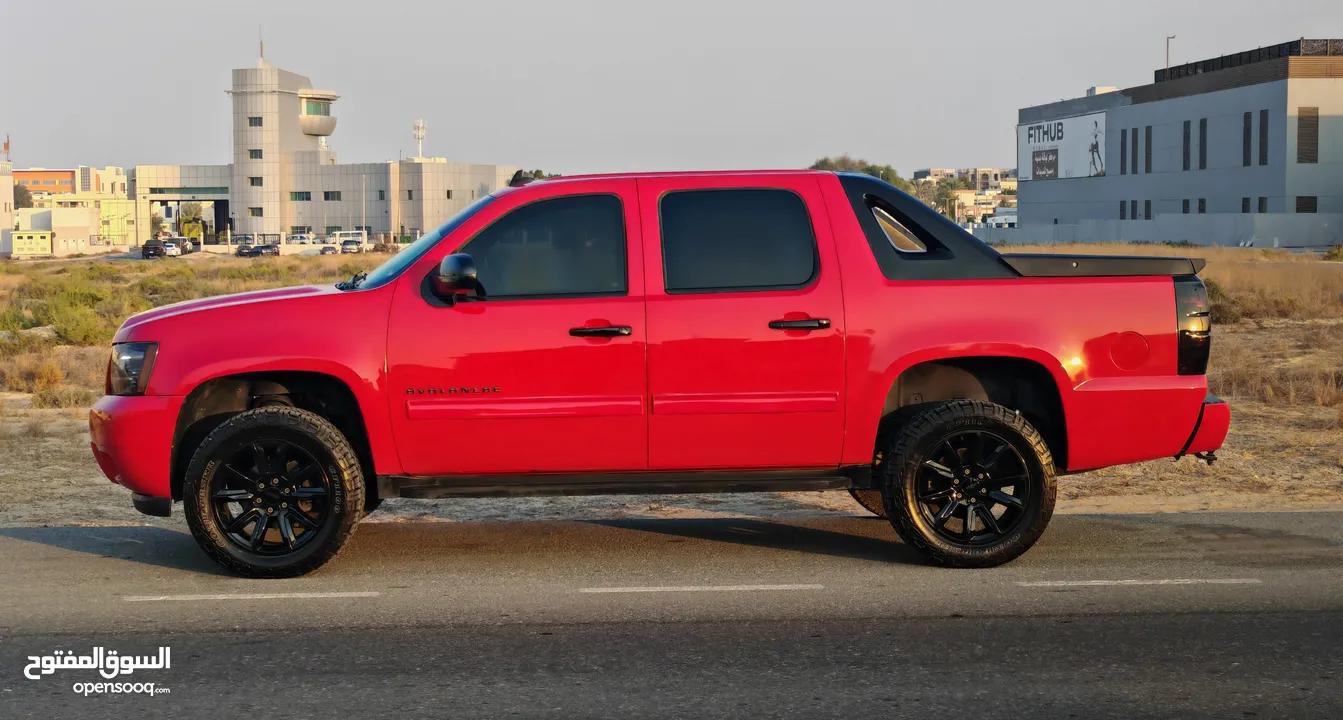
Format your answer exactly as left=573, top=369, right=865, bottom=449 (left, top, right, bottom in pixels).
left=1017, top=112, right=1106, bottom=181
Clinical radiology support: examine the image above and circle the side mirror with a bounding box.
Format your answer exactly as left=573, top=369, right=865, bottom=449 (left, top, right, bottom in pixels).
left=432, top=253, right=479, bottom=300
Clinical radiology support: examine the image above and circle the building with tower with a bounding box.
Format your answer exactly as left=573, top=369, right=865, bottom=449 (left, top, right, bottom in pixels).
left=127, top=56, right=518, bottom=246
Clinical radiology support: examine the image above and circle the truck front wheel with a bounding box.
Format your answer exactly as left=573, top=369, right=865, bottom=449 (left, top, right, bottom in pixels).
left=882, top=400, right=1056, bottom=568
left=183, top=406, right=364, bottom=578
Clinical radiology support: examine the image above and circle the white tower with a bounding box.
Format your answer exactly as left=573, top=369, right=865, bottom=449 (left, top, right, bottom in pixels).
left=413, top=119, right=426, bottom=159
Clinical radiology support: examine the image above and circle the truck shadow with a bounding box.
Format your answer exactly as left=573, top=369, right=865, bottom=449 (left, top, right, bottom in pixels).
left=0, top=526, right=226, bottom=576
left=582, top=517, right=925, bottom=565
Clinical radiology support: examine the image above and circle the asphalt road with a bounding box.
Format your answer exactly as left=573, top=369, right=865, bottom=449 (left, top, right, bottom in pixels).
left=1, top=510, right=1340, bottom=718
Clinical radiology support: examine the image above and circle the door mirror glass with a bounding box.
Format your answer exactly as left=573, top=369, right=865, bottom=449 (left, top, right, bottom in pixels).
left=432, top=253, right=479, bottom=300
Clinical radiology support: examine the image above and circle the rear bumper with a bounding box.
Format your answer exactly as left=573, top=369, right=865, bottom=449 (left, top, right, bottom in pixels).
left=89, top=394, right=184, bottom=503
left=1178, top=395, right=1231, bottom=457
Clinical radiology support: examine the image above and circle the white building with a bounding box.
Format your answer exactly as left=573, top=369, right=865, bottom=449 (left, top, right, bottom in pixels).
left=129, top=57, right=518, bottom=245
left=1, top=161, right=14, bottom=232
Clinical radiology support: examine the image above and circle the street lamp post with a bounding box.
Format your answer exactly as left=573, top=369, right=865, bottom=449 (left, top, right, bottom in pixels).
left=1166, top=35, right=1177, bottom=79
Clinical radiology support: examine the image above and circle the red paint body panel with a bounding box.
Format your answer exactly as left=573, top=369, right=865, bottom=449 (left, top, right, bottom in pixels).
left=639, top=174, right=848, bottom=470
left=89, top=394, right=183, bottom=498
left=386, top=178, right=648, bottom=475
left=88, top=169, right=1229, bottom=505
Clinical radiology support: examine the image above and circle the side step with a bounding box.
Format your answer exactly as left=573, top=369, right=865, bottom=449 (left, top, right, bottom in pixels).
left=378, top=467, right=874, bottom=500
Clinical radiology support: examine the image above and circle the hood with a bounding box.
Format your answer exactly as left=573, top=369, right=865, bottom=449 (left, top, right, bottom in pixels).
left=119, top=285, right=337, bottom=333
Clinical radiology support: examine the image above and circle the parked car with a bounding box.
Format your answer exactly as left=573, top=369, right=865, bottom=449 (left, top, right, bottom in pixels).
left=161, top=241, right=182, bottom=258
left=253, top=244, right=280, bottom=257
left=234, top=244, right=255, bottom=257
left=140, top=239, right=166, bottom=259
left=319, top=246, right=338, bottom=256
left=231, top=234, right=255, bottom=246
left=340, top=239, right=363, bottom=254
left=89, top=170, right=1228, bottom=578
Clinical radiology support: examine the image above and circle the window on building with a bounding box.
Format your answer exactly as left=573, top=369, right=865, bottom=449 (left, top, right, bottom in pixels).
left=1198, top=199, right=1206, bottom=214
left=1182, top=199, right=1190, bottom=214
left=1130, top=128, right=1138, bottom=175
left=290, top=191, right=311, bottom=201
left=303, top=100, right=331, bottom=116
left=249, top=149, right=263, bottom=160
left=1242, top=112, right=1252, bottom=167
left=249, top=207, right=263, bottom=217
left=1258, top=109, right=1269, bottom=166
left=1120, top=130, right=1127, bottom=175
left=1298, top=107, right=1319, bottom=163
left=407, top=190, right=414, bottom=201
left=1296, top=196, right=1318, bottom=213
left=1199, top=118, right=1208, bottom=169
left=459, top=194, right=627, bottom=298
left=290, top=226, right=312, bottom=235
left=446, top=190, right=453, bottom=200
left=325, top=226, right=343, bottom=234
left=248, top=117, right=263, bottom=127
left=323, top=191, right=342, bottom=201
left=1144, top=200, right=1152, bottom=219
left=1120, top=200, right=1127, bottom=219
left=378, top=190, right=385, bottom=201
left=1182, top=121, right=1191, bottom=171
left=1144, top=126, right=1152, bottom=173
left=1241, top=197, right=1251, bottom=214
left=249, top=177, right=263, bottom=187
left=1258, top=197, right=1267, bottom=213
left=1130, top=199, right=1137, bottom=220
left=660, top=189, right=815, bottom=292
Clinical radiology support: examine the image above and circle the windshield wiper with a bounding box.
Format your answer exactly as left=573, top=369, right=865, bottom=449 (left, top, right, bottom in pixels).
left=337, top=271, right=367, bottom=291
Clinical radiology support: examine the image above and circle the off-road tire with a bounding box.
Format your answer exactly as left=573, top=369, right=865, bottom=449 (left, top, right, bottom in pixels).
left=848, top=490, right=888, bottom=518
left=882, top=400, right=1056, bottom=568
left=184, top=406, right=364, bottom=578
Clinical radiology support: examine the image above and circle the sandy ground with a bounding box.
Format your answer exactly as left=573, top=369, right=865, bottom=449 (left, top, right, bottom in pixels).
left=2, top=393, right=1339, bottom=529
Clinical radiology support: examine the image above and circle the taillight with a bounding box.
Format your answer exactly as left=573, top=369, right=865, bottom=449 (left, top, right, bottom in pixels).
left=1175, top=276, right=1211, bottom=375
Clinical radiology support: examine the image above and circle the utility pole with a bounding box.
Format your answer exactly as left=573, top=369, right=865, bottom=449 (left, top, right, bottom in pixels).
left=1166, top=35, right=1177, bottom=79
left=362, top=174, right=367, bottom=242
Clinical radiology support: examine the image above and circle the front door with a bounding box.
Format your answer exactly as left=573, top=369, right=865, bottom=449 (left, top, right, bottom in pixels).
left=638, top=176, right=846, bottom=470
left=387, top=180, right=647, bottom=476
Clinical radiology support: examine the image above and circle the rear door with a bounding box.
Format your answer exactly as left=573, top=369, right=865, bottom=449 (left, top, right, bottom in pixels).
left=638, top=175, right=846, bottom=470
left=386, top=180, right=647, bottom=476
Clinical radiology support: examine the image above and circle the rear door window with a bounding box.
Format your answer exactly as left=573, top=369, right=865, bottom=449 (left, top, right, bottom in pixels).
left=871, top=204, right=927, bottom=253
left=659, top=189, right=816, bottom=293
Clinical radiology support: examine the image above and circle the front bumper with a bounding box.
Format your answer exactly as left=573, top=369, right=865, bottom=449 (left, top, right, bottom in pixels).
left=1178, top=395, right=1232, bottom=458
left=89, top=394, right=184, bottom=506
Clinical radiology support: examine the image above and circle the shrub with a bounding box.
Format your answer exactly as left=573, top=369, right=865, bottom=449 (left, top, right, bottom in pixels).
left=32, top=358, right=64, bottom=391
left=31, top=385, right=97, bottom=409
left=1325, top=244, right=1343, bottom=262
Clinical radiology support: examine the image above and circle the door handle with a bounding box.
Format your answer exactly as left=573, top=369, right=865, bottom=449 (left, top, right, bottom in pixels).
left=570, top=325, right=632, bottom=338
left=768, top=318, right=831, bottom=331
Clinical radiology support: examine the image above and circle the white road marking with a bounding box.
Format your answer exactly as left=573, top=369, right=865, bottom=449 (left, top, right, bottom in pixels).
left=579, top=584, right=824, bottom=594
left=1017, top=578, right=1262, bottom=588
left=123, top=591, right=381, bottom=602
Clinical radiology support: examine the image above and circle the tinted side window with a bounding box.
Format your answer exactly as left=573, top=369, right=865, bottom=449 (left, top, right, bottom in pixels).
left=660, top=189, right=816, bottom=293
left=460, top=194, right=626, bottom=298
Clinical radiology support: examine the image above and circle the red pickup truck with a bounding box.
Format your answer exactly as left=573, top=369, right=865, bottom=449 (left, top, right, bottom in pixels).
left=90, top=171, right=1228, bottom=577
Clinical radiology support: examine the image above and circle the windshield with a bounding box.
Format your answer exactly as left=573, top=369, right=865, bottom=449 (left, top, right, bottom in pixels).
left=358, top=195, right=495, bottom=290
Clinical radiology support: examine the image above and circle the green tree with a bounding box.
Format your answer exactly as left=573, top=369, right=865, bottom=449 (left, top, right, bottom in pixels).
left=180, top=202, right=203, bottom=221
left=808, top=156, right=912, bottom=193
left=150, top=212, right=164, bottom=238
left=13, top=183, right=33, bottom=209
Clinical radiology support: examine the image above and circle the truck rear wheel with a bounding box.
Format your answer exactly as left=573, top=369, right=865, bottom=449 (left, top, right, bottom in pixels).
left=848, top=490, right=887, bottom=518
left=882, top=400, right=1056, bottom=568
left=183, top=406, right=364, bottom=578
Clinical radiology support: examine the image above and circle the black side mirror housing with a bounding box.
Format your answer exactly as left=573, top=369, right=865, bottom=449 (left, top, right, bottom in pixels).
left=432, top=253, right=479, bottom=301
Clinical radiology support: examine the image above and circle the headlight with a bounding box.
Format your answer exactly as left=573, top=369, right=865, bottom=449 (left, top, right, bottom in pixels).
left=107, top=342, right=159, bottom=395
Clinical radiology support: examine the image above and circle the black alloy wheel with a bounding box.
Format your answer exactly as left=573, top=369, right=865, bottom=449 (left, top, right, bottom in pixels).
left=209, top=439, right=332, bottom=555
left=882, top=400, right=1056, bottom=568
left=913, top=429, right=1030, bottom=546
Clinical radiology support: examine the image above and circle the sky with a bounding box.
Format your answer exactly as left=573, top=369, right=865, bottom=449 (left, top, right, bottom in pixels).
left=1, top=0, right=1339, bottom=176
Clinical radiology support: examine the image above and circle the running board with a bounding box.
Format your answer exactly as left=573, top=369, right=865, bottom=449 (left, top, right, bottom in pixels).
left=378, top=467, right=874, bottom=500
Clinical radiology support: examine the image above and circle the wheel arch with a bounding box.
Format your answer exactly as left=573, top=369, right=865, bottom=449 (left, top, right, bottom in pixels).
left=170, top=371, right=376, bottom=504
left=875, top=354, right=1069, bottom=471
